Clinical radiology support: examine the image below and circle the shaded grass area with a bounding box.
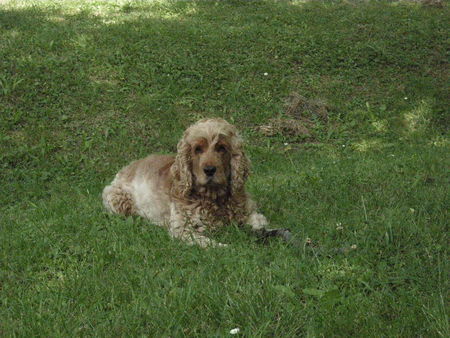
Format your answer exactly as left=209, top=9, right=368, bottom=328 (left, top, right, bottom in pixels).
left=1, top=0, right=449, bottom=336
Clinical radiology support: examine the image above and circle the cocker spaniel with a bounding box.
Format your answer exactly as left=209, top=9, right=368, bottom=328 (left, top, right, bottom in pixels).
left=102, top=118, right=291, bottom=247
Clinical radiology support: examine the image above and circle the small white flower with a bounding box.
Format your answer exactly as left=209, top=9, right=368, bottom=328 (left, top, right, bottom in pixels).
left=351, top=244, right=357, bottom=250
left=284, top=142, right=288, bottom=146
left=263, top=72, right=268, bottom=76
left=342, top=144, right=346, bottom=147
left=230, top=328, right=240, bottom=334
left=404, top=97, right=408, bottom=100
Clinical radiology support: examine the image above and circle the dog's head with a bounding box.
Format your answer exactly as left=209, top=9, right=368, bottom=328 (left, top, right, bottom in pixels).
left=171, top=118, right=250, bottom=199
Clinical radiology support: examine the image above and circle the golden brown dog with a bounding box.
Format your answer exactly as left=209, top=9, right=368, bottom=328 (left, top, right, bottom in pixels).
left=102, top=118, right=290, bottom=247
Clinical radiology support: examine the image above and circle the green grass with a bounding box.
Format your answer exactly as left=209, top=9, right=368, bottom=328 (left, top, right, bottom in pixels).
left=1, top=0, right=449, bottom=336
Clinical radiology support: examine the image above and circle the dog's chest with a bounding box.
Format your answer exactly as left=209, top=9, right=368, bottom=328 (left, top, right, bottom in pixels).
left=186, top=199, right=247, bottom=229
left=193, top=201, right=232, bottom=228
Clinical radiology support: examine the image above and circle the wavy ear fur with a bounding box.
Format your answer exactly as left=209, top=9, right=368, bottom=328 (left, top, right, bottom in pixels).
left=230, top=137, right=250, bottom=195
left=171, top=136, right=193, bottom=199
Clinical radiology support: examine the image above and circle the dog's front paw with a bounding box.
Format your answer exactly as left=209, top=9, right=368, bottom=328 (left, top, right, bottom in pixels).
left=196, top=237, right=228, bottom=248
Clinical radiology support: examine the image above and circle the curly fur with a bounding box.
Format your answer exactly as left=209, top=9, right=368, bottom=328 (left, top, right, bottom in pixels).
left=102, top=118, right=282, bottom=247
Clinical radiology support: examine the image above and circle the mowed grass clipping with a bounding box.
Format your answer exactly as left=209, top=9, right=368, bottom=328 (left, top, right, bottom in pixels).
left=1, top=0, right=449, bottom=336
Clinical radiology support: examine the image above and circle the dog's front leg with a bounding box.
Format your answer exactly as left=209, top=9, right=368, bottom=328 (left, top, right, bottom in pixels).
left=170, top=229, right=227, bottom=248
left=247, top=212, right=293, bottom=243
left=168, top=205, right=227, bottom=248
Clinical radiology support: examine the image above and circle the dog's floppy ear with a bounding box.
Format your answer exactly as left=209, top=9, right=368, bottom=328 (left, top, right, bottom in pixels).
left=171, top=136, right=193, bottom=199
left=230, top=134, right=250, bottom=195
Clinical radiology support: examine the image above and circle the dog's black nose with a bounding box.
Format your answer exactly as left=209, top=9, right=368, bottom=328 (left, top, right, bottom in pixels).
left=203, top=166, right=217, bottom=177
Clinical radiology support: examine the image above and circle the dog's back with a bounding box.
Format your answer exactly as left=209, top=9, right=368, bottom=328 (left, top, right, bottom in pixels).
left=102, top=155, right=175, bottom=225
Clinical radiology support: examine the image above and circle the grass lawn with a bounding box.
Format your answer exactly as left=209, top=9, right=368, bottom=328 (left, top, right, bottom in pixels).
left=1, top=0, right=448, bottom=336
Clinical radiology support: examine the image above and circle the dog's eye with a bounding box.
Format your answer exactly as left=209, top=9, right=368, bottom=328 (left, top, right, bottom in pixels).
left=216, top=145, right=227, bottom=153
left=194, top=146, right=203, bottom=154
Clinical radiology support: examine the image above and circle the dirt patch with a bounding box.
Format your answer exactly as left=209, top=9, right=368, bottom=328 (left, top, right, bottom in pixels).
left=284, top=92, right=329, bottom=123
left=256, top=92, right=330, bottom=141
left=406, top=0, right=445, bottom=7
left=257, top=118, right=313, bottom=138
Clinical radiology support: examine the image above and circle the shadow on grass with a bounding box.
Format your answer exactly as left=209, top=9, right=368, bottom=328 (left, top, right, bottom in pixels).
left=0, top=0, right=448, bottom=190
